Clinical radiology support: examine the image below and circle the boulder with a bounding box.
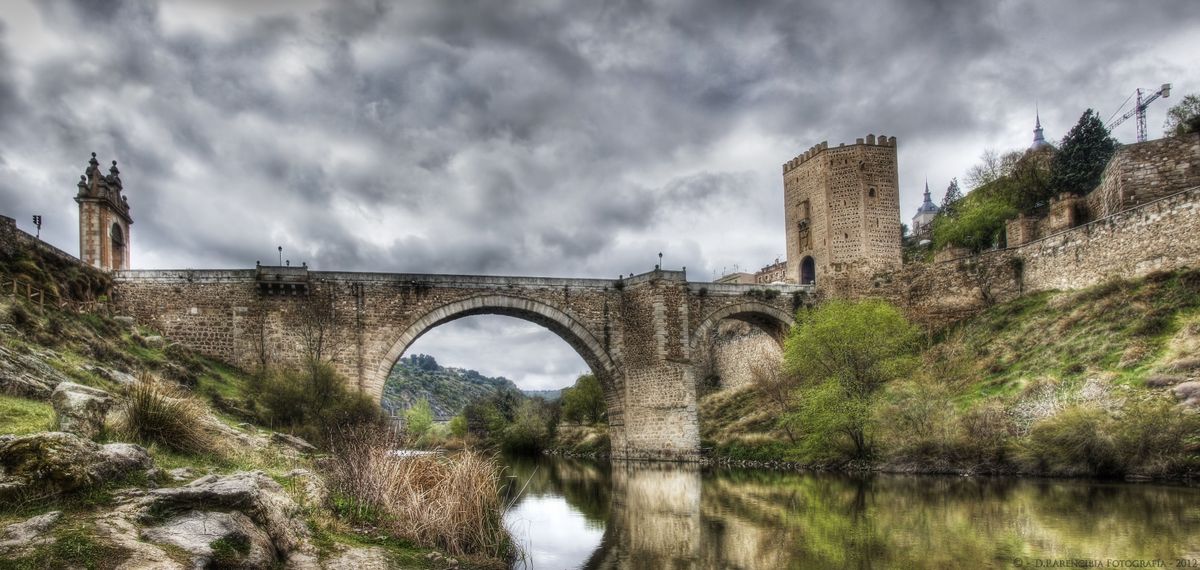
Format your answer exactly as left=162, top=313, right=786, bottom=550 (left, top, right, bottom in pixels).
left=203, top=416, right=270, bottom=452
left=322, top=546, right=394, bottom=570
left=1174, top=381, right=1200, bottom=407
left=168, top=467, right=198, bottom=482
left=0, top=511, right=61, bottom=557
left=142, top=471, right=316, bottom=563
left=283, top=468, right=329, bottom=508
left=142, top=335, right=166, bottom=348
left=93, top=508, right=184, bottom=570
left=51, top=382, right=114, bottom=439
left=272, top=432, right=319, bottom=455
left=0, top=432, right=153, bottom=500
left=0, top=344, right=72, bottom=400
left=142, top=510, right=276, bottom=569
left=112, top=316, right=136, bottom=329
left=82, top=364, right=138, bottom=386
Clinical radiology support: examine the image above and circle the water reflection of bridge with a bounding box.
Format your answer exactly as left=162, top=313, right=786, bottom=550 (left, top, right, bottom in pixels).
left=504, top=456, right=1200, bottom=569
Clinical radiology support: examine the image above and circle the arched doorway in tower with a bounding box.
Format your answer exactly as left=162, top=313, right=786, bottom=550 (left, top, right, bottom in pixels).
left=800, top=256, right=816, bottom=285
left=110, top=223, right=125, bottom=270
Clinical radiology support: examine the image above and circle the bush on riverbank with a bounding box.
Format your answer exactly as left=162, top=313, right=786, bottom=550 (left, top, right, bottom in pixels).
left=247, top=361, right=384, bottom=446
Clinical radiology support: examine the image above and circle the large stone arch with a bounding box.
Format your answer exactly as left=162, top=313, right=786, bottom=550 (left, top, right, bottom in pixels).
left=368, top=293, right=622, bottom=417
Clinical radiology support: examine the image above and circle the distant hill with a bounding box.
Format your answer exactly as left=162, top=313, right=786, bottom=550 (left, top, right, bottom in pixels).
left=522, top=389, right=562, bottom=401
left=381, top=354, right=524, bottom=419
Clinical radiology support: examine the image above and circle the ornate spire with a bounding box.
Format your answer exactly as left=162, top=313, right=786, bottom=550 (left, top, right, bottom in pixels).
left=1031, top=105, right=1048, bottom=150
left=107, top=160, right=122, bottom=188
left=85, top=152, right=101, bottom=183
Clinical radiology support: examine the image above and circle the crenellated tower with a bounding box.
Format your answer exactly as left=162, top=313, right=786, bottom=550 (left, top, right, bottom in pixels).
left=75, top=152, right=132, bottom=271
left=781, top=134, right=901, bottom=286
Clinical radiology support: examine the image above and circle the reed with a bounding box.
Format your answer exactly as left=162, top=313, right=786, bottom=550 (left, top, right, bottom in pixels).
left=323, top=427, right=513, bottom=562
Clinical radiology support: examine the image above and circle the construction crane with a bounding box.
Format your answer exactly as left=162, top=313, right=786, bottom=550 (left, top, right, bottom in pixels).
left=1108, top=83, right=1171, bottom=142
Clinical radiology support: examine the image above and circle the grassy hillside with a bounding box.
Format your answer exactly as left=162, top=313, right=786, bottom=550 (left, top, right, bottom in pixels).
left=1, top=245, right=508, bottom=566
left=702, top=269, right=1200, bottom=477
left=382, top=354, right=524, bottom=419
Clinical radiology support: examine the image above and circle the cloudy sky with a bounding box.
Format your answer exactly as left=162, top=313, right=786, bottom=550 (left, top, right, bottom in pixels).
left=1, top=0, right=1197, bottom=389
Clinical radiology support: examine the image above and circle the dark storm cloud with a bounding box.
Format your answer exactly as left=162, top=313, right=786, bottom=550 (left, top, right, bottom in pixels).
left=1, top=0, right=1196, bottom=386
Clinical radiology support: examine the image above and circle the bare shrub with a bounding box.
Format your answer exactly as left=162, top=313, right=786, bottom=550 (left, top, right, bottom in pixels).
left=750, top=362, right=798, bottom=442
left=1017, top=405, right=1119, bottom=476
left=119, top=376, right=218, bottom=456
left=323, top=427, right=513, bottom=562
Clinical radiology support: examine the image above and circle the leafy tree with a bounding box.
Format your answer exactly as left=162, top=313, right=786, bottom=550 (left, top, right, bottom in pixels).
left=931, top=194, right=1017, bottom=253
left=502, top=399, right=553, bottom=453
left=404, top=398, right=434, bottom=439
left=783, top=300, right=920, bottom=458
left=448, top=414, right=468, bottom=438
left=407, top=353, right=440, bottom=371
left=1049, top=109, right=1119, bottom=196
left=1164, top=94, right=1200, bottom=136
left=561, top=374, right=606, bottom=425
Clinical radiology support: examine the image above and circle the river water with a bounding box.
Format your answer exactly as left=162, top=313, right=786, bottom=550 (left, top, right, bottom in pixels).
left=500, top=454, right=1200, bottom=569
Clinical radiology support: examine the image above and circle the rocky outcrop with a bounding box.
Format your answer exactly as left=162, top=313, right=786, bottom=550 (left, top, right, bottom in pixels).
left=0, top=511, right=61, bottom=558
left=323, top=546, right=395, bottom=569
left=283, top=468, right=329, bottom=508
left=0, top=344, right=71, bottom=399
left=81, top=364, right=138, bottom=386
left=272, top=432, right=318, bottom=455
left=137, top=471, right=319, bottom=567
left=51, top=382, right=114, bottom=439
left=0, top=431, right=153, bottom=500
left=142, top=510, right=277, bottom=569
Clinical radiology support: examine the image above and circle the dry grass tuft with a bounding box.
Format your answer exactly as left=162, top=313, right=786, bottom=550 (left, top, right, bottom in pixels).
left=323, top=427, right=513, bottom=562
left=118, top=375, right=218, bottom=456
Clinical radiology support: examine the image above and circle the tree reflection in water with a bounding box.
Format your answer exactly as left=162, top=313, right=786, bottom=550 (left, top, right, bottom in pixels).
left=503, top=455, right=1200, bottom=569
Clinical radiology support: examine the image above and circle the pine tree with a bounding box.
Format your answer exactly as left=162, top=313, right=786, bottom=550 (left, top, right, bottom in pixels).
left=1049, top=109, right=1119, bottom=196
left=940, top=178, right=962, bottom=215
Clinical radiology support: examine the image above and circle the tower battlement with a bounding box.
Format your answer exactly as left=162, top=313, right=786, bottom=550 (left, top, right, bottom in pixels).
left=782, top=134, right=897, bottom=174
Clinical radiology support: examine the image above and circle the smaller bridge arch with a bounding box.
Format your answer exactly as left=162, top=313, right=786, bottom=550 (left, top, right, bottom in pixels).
left=689, top=301, right=795, bottom=354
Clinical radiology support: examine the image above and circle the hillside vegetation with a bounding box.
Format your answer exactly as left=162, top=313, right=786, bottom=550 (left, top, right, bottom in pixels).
left=0, top=248, right=512, bottom=567
left=702, top=269, right=1200, bottom=478
left=382, top=354, right=525, bottom=419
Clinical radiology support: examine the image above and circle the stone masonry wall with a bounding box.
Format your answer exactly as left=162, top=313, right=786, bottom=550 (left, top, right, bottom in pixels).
left=847, top=186, right=1200, bottom=328
left=1088, top=133, right=1200, bottom=220
left=111, top=267, right=802, bottom=461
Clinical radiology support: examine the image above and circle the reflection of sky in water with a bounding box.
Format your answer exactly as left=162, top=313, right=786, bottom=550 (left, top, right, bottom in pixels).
left=506, top=494, right=603, bottom=569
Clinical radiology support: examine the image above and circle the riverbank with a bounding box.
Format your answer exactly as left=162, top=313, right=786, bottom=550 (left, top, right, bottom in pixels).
left=700, top=269, right=1200, bottom=481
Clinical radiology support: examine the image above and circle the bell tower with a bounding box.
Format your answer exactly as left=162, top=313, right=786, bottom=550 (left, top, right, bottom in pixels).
left=75, top=152, right=133, bottom=271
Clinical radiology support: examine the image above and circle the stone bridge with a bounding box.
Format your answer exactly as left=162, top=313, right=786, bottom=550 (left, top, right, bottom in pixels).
left=111, top=266, right=809, bottom=461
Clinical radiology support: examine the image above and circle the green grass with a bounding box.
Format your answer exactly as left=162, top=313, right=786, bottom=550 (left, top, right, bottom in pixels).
left=0, top=395, right=55, bottom=435
left=0, top=521, right=127, bottom=570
